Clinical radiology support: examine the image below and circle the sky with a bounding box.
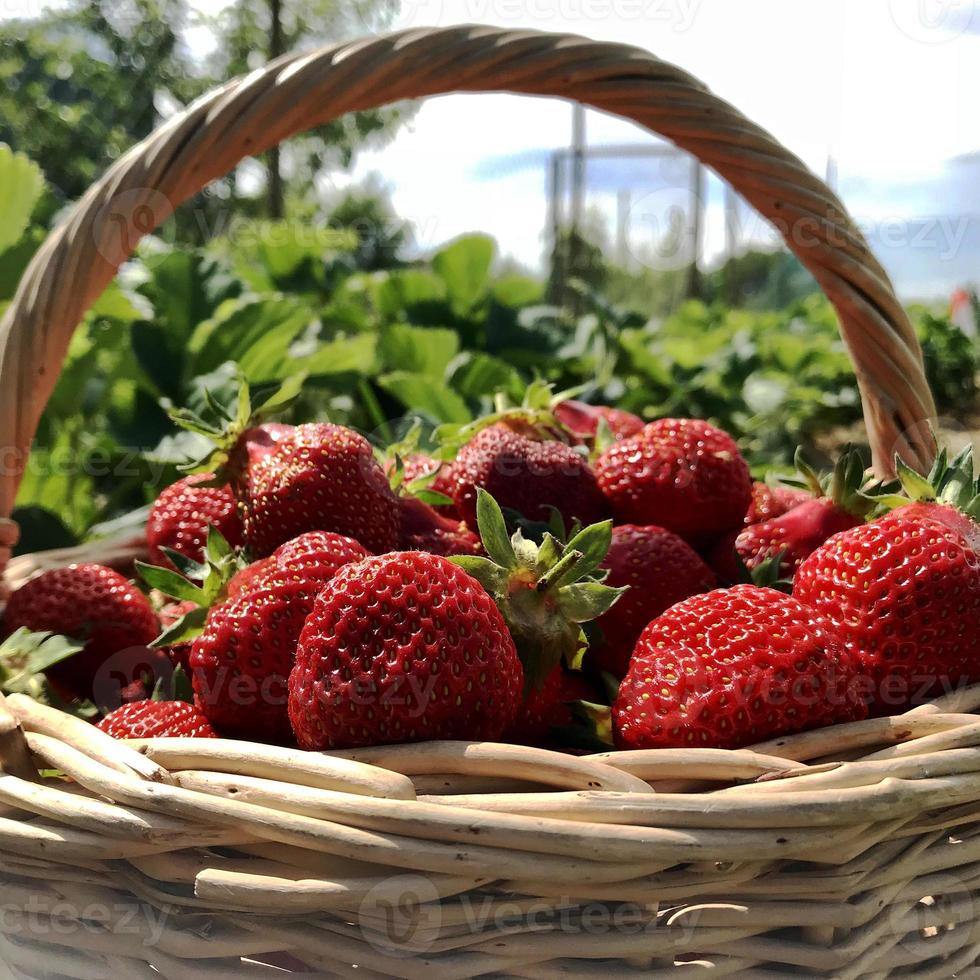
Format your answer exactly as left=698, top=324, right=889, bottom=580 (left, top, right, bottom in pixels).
left=7, top=0, right=980, bottom=298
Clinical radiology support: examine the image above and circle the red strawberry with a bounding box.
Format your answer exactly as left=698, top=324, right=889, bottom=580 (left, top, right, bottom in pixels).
left=239, top=423, right=399, bottom=557
left=504, top=668, right=594, bottom=746
left=613, top=584, right=866, bottom=750
left=595, top=524, right=715, bottom=677
left=289, top=552, right=524, bottom=750
left=554, top=400, right=644, bottom=441
left=450, top=421, right=607, bottom=528
left=724, top=449, right=872, bottom=578
left=734, top=498, right=864, bottom=576
left=397, top=497, right=481, bottom=557
left=3, top=565, right=159, bottom=702
left=146, top=474, right=244, bottom=567
left=226, top=558, right=276, bottom=598
left=400, top=454, right=460, bottom=517
left=191, top=531, right=370, bottom=741
left=745, top=482, right=812, bottom=525
left=595, top=419, right=752, bottom=546
left=97, top=699, right=217, bottom=739
left=794, top=513, right=980, bottom=712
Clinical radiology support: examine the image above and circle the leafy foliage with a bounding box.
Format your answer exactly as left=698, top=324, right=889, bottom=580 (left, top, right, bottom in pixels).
left=3, top=207, right=977, bottom=555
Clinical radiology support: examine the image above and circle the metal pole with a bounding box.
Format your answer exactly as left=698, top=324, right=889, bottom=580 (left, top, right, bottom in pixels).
left=687, top=159, right=705, bottom=299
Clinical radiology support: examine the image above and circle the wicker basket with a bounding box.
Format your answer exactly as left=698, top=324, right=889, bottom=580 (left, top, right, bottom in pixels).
left=0, top=24, right=968, bottom=978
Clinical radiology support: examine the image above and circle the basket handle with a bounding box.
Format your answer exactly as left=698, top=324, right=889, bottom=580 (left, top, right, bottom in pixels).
left=0, top=24, right=937, bottom=526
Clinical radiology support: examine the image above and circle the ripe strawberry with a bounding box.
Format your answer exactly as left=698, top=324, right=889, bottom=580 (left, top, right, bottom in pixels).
left=595, top=419, right=752, bottom=546
left=723, top=449, right=872, bottom=578
left=190, top=531, right=369, bottom=741
left=3, top=565, right=159, bottom=702
left=745, top=482, right=811, bottom=525
left=97, top=699, right=217, bottom=739
left=400, top=454, right=460, bottom=517
left=614, top=584, right=866, bottom=750
left=170, top=373, right=398, bottom=558
left=226, top=558, right=276, bottom=598
left=554, top=400, right=644, bottom=441
left=397, top=496, right=481, bottom=557
left=594, top=524, right=715, bottom=677
left=146, top=474, right=244, bottom=567
left=238, top=423, right=399, bottom=557
left=289, top=551, right=524, bottom=750
left=504, top=668, right=594, bottom=746
left=793, top=449, right=980, bottom=711
left=450, top=421, right=607, bottom=528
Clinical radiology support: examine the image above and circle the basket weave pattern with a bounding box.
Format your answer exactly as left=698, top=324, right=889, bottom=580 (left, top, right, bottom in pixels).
left=2, top=688, right=980, bottom=976
left=0, top=25, right=964, bottom=977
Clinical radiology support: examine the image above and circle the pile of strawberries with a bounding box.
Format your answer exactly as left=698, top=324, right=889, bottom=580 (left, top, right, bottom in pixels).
left=3, top=373, right=980, bottom=756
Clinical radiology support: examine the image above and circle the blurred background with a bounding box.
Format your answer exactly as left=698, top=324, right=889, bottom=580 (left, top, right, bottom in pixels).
left=1, top=0, right=979, bottom=552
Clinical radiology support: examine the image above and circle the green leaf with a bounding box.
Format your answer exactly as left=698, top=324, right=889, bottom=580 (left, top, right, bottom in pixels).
left=432, top=234, right=495, bottom=314
left=563, top=520, right=614, bottom=583
left=190, top=296, right=316, bottom=382
left=448, top=353, right=525, bottom=403
left=493, top=275, right=544, bottom=308
left=161, top=547, right=209, bottom=583
left=251, top=372, right=306, bottom=418
left=558, top=583, right=625, bottom=622
left=895, top=457, right=936, bottom=502
left=0, top=144, right=44, bottom=254
left=377, top=372, right=471, bottom=424
left=205, top=525, right=234, bottom=565
left=379, top=325, right=459, bottom=378
left=152, top=605, right=209, bottom=649
left=411, top=489, right=454, bottom=508
left=449, top=555, right=509, bottom=595
left=475, top=489, right=517, bottom=569
left=136, top=561, right=207, bottom=605
left=294, top=333, right=377, bottom=376
left=0, top=629, right=85, bottom=688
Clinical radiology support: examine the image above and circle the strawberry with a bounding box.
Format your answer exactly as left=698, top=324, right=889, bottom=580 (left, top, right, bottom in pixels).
left=595, top=419, right=752, bottom=546
left=146, top=473, right=244, bottom=567
left=170, top=372, right=398, bottom=558
left=239, top=423, right=399, bottom=557
left=3, top=564, right=159, bottom=703
left=97, top=699, right=217, bottom=739
left=190, top=531, right=370, bottom=741
left=793, top=448, right=980, bottom=711
left=613, top=584, right=867, bottom=750
left=397, top=496, right=481, bottom=557
left=594, top=524, right=715, bottom=677
left=504, top=667, right=594, bottom=746
left=400, top=454, right=460, bottom=517
left=722, top=449, right=874, bottom=578
left=289, top=551, right=524, bottom=749
left=745, top=482, right=812, bottom=525
left=554, top=400, right=644, bottom=441
left=450, top=422, right=607, bottom=528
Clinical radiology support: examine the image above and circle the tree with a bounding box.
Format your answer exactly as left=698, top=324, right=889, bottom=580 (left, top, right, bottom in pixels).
left=208, top=0, right=408, bottom=221
left=0, top=0, right=410, bottom=237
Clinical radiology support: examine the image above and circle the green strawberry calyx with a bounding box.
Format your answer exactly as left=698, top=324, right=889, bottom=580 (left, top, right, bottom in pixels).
left=434, top=379, right=581, bottom=460
left=793, top=444, right=878, bottom=518
left=137, top=526, right=247, bottom=649
left=165, top=365, right=306, bottom=477
left=0, top=629, right=98, bottom=718
left=450, top=489, right=625, bottom=693
left=380, top=420, right=455, bottom=508
left=875, top=444, right=980, bottom=521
